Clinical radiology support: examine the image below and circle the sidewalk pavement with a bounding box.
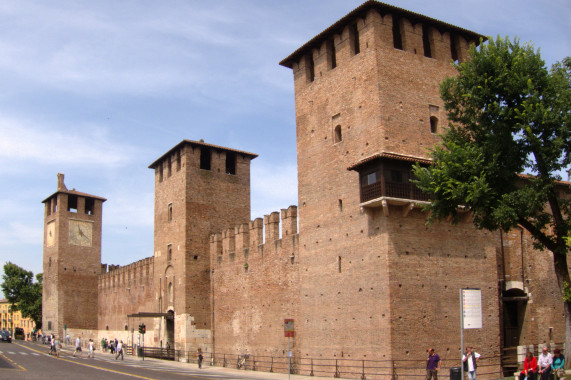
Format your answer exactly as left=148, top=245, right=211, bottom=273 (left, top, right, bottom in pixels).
left=47, top=342, right=337, bottom=380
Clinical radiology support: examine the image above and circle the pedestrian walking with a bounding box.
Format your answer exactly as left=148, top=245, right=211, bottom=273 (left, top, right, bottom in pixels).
left=197, top=348, right=204, bottom=368
left=88, top=339, right=95, bottom=358
left=115, top=340, right=124, bottom=360
left=73, top=336, right=82, bottom=357
left=54, top=336, right=61, bottom=358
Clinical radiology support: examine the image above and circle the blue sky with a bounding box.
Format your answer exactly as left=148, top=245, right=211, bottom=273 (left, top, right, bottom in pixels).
left=0, top=0, right=569, bottom=291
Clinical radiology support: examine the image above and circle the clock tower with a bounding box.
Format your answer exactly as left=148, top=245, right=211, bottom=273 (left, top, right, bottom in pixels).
left=42, top=173, right=106, bottom=338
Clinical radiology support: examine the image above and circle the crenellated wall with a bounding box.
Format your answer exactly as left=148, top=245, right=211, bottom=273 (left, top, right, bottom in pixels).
left=210, top=205, right=300, bottom=356
left=98, top=257, right=155, bottom=332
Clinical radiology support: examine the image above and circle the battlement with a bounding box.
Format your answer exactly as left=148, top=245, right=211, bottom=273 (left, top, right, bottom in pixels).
left=280, top=1, right=484, bottom=86
left=210, top=206, right=298, bottom=266
left=99, top=257, right=154, bottom=292
left=148, top=139, right=258, bottom=184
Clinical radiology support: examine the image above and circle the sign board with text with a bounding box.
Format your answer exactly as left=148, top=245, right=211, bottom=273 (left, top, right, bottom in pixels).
left=462, top=289, right=482, bottom=329
left=284, top=319, right=294, bottom=337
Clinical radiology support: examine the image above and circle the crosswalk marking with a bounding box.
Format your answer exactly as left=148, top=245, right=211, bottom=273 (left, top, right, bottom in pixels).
left=15, top=351, right=234, bottom=378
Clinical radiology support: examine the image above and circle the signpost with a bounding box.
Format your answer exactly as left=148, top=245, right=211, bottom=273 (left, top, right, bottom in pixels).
left=460, top=289, right=482, bottom=380
left=284, top=319, right=294, bottom=380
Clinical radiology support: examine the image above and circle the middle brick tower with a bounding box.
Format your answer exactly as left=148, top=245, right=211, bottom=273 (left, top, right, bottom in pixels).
left=149, top=140, right=257, bottom=350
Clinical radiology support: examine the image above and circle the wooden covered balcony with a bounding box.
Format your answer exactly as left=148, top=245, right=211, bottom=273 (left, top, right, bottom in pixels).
left=348, top=152, right=431, bottom=216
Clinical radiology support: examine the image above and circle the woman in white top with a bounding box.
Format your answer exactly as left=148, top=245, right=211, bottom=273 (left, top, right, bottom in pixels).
left=88, top=339, right=95, bottom=358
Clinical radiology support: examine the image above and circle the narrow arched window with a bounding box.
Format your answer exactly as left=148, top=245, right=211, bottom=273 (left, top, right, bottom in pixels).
left=334, top=125, right=342, bottom=143
left=168, top=282, right=173, bottom=304
left=430, top=116, right=438, bottom=134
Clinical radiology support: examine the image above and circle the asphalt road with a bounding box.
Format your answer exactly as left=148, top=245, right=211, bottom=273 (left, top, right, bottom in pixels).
left=0, top=341, right=333, bottom=380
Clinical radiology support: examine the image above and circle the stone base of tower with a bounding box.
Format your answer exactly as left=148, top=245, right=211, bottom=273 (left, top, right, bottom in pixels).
left=174, top=313, right=211, bottom=354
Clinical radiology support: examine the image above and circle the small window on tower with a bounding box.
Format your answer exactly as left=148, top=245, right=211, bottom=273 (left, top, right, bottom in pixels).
left=167, top=157, right=172, bottom=178
left=85, top=198, right=94, bottom=215
left=200, top=148, right=211, bottom=170
left=334, top=125, right=342, bottom=143
left=168, top=203, right=173, bottom=222
left=67, top=194, right=78, bottom=213
left=167, top=244, right=172, bottom=262
left=430, top=116, right=439, bottom=134
left=226, top=152, right=236, bottom=175
left=159, top=164, right=163, bottom=182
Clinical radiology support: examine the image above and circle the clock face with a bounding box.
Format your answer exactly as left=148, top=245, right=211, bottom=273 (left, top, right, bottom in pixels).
left=46, top=221, right=56, bottom=247
left=69, top=220, right=93, bottom=247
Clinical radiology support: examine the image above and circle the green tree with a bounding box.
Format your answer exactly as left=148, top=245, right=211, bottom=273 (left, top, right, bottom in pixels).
left=412, top=37, right=570, bottom=355
left=1, top=262, right=42, bottom=330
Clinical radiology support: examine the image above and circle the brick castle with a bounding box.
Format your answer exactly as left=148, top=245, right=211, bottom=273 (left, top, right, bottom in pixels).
left=42, top=1, right=567, bottom=377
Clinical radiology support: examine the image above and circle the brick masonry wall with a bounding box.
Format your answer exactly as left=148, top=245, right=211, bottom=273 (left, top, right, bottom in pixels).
left=98, top=257, right=155, bottom=331
left=383, top=208, right=501, bottom=372
left=210, top=207, right=299, bottom=357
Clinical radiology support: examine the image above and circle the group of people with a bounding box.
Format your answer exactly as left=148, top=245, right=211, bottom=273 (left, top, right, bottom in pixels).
left=71, top=336, right=123, bottom=360
left=426, top=345, right=565, bottom=380
left=521, top=346, right=565, bottom=380
left=426, top=347, right=480, bottom=380
left=99, top=337, right=123, bottom=357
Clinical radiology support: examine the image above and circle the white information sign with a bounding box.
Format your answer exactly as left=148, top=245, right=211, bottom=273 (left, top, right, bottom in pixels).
left=462, top=289, right=482, bottom=329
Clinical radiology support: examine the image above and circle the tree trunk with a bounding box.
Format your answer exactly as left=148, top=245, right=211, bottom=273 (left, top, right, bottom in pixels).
left=565, top=302, right=571, bottom=369
left=553, top=250, right=571, bottom=367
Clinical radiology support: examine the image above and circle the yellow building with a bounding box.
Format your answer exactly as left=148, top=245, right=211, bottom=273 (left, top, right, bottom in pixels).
left=0, top=299, right=35, bottom=338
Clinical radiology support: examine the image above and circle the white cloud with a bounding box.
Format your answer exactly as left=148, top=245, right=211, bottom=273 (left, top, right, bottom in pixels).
left=0, top=221, right=42, bottom=247
left=103, top=190, right=154, bottom=229
left=0, top=117, right=137, bottom=168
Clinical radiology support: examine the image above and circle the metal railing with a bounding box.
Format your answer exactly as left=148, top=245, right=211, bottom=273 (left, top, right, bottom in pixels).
left=81, top=344, right=560, bottom=379
left=361, top=181, right=428, bottom=203
left=142, top=351, right=505, bottom=379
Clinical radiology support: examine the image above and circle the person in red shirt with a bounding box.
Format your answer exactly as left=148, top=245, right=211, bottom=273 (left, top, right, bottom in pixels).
left=520, top=351, right=538, bottom=380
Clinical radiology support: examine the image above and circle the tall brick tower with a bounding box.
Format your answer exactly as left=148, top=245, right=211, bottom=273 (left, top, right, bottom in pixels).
left=42, top=173, right=105, bottom=338
left=280, top=1, right=499, bottom=363
left=148, top=140, right=257, bottom=350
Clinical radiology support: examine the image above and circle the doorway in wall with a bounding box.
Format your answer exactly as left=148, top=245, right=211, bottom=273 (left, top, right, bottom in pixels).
left=502, top=288, right=528, bottom=376
left=166, top=310, right=174, bottom=348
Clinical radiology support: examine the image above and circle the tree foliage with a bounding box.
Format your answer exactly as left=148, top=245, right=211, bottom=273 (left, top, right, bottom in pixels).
left=1, top=262, right=42, bottom=329
left=412, top=36, right=570, bottom=359
left=413, top=37, right=569, bottom=256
